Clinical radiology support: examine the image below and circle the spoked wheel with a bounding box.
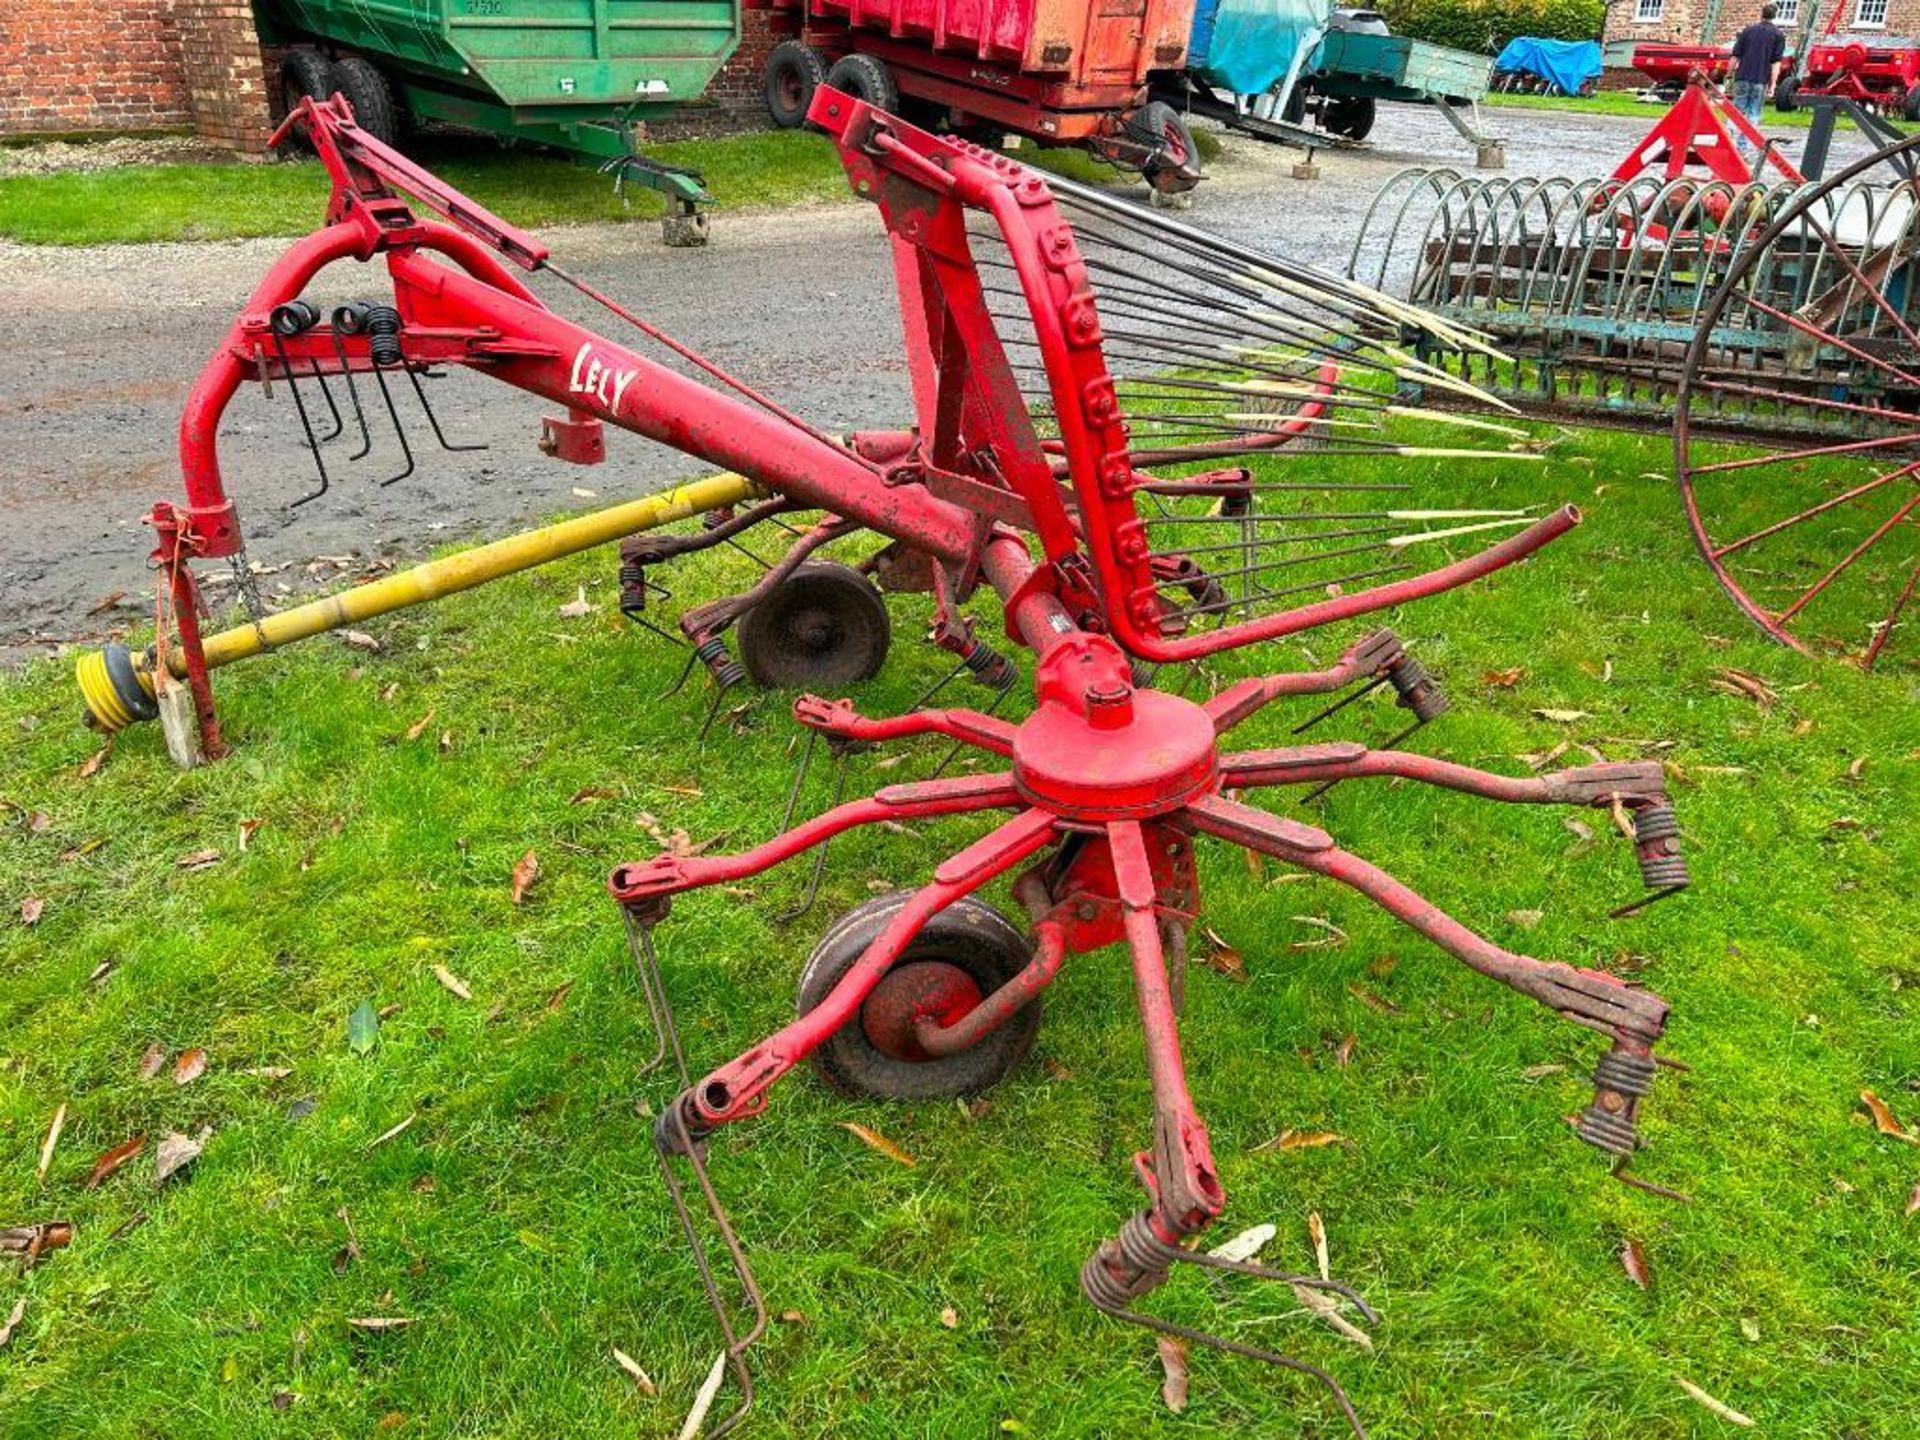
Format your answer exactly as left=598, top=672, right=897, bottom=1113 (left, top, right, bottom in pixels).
left=737, top=560, right=890, bottom=688
left=798, top=892, right=1041, bottom=1099
left=1675, top=132, right=1920, bottom=668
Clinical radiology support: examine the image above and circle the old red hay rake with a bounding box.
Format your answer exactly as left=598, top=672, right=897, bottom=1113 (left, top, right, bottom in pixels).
left=108, top=93, right=1688, bottom=1433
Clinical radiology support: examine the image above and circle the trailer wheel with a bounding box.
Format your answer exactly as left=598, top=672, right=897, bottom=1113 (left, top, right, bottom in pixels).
left=825, top=53, right=900, bottom=116
left=278, top=50, right=333, bottom=150
left=329, top=55, right=402, bottom=148
left=1773, top=75, right=1799, bottom=111
left=1903, top=83, right=1920, bottom=121
left=1324, top=95, right=1376, bottom=140
left=798, top=892, right=1040, bottom=1101
left=1135, top=101, right=1200, bottom=194
left=737, top=561, right=890, bottom=688
left=764, top=39, right=827, bottom=129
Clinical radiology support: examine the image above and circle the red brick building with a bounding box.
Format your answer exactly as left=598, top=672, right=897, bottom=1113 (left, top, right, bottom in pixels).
left=0, top=2, right=777, bottom=152
left=1604, top=0, right=1920, bottom=48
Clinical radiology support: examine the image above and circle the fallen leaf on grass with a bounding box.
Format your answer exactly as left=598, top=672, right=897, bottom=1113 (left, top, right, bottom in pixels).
left=85, top=1135, right=146, bottom=1189
left=1905, top=1182, right=1920, bottom=1219
left=36, top=1103, right=66, bottom=1184
left=60, top=837, right=108, bottom=863
left=1564, top=817, right=1595, bottom=844
left=20, top=896, right=44, bottom=926
left=77, top=746, right=110, bottom=779
left=139, top=1043, right=167, bottom=1079
left=173, top=1048, right=207, bottom=1085
left=0, top=1298, right=24, bottom=1350
left=1, top=1222, right=73, bottom=1263
left=25, top=810, right=51, bottom=833
left=939, top=1306, right=959, bottom=1330
left=1290, top=915, right=1347, bottom=950
left=511, top=849, right=539, bottom=905
left=1200, top=926, right=1246, bottom=982
left=242, top=1065, right=292, bottom=1078
left=1533, top=708, right=1590, bottom=724
left=175, top=848, right=222, bottom=871
left=1861, top=1090, right=1918, bottom=1143
left=87, top=589, right=127, bottom=616
left=1620, top=1237, right=1653, bottom=1290
left=346, top=1317, right=415, bottom=1333
left=612, top=1345, right=657, bottom=1396
left=1521, top=1063, right=1565, bottom=1081
left=1251, top=1128, right=1347, bottom=1154
left=545, top=980, right=574, bottom=1012
left=1291, top=1280, right=1374, bottom=1349
left=841, top=1122, right=916, bottom=1167
left=1207, top=1223, right=1275, bottom=1263
left=1480, top=666, right=1525, bottom=688
left=366, top=1113, right=416, bottom=1151
left=1506, top=909, right=1544, bottom=929
left=347, top=999, right=381, bottom=1055
left=334, top=1207, right=362, bottom=1274
left=1308, top=1211, right=1331, bottom=1281
left=1333, top=1033, right=1356, bottom=1069
left=154, top=1129, right=206, bottom=1183
left=1710, top=668, right=1777, bottom=713
left=432, top=965, right=472, bottom=1002
left=1042, top=1058, right=1073, bottom=1081
left=1346, top=981, right=1400, bottom=1015
left=237, top=818, right=265, bottom=852
left=340, top=630, right=383, bottom=653
left=677, top=1352, right=729, bottom=1440
left=405, top=709, right=436, bottom=742
left=1674, top=1376, right=1754, bottom=1427
left=558, top=585, right=595, bottom=619
left=1157, top=1335, right=1189, bottom=1413
left=569, top=787, right=616, bottom=805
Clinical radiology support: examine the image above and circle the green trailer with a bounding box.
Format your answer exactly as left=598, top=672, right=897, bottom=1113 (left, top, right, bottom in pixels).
left=255, top=0, right=741, bottom=242
left=1295, top=27, right=1504, bottom=167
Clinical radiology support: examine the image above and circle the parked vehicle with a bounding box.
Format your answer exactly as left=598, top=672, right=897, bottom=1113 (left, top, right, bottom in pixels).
left=255, top=0, right=739, bottom=242
left=751, top=0, right=1203, bottom=197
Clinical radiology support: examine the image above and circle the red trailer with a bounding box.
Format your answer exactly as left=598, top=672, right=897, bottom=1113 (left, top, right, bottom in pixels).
left=754, top=0, right=1203, bottom=194
left=1632, top=42, right=1737, bottom=98
left=1779, top=31, right=1920, bottom=115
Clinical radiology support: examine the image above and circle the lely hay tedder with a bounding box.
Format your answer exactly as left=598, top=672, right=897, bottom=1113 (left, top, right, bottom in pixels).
left=80, top=93, right=1690, bottom=1434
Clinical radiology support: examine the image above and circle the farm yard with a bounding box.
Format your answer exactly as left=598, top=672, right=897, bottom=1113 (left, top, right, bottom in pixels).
left=4, top=72, right=1920, bottom=1440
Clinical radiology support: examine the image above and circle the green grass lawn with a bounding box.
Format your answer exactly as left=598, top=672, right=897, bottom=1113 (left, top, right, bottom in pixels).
left=1485, top=86, right=1913, bottom=135
left=3, top=409, right=1919, bottom=1439
left=0, top=127, right=1211, bottom=248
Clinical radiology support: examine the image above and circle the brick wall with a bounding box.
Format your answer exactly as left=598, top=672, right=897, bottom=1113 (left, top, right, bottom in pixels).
left=0, top=2, right=191, bottom=135
left=174, top=0, right=274, bottom=151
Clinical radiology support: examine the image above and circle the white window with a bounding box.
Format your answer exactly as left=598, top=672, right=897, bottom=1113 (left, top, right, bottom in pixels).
left=1633, top=0, right=1664, bottom=21
left=1774, top=0, right=1800, bottom=22
left=1857, top=0, right=1889, bottom=27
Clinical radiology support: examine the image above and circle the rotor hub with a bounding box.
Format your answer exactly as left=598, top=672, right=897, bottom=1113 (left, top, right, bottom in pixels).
left=1012, top=683, right=1219, bottom=823
left=861, top=961, right=985, bottom=1062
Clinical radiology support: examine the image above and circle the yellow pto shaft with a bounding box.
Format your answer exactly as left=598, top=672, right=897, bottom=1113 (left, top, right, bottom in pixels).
left=78, top=472, right=761, bottom=733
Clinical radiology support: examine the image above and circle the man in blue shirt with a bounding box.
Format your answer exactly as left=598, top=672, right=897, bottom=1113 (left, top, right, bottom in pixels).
left=1729, top=4, right=1789, bottom=150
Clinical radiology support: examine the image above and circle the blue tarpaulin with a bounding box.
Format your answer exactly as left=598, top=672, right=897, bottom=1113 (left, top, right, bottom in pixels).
left=1493, top=37, right=1602, bottom=94
left=1190, top=0, right=1333, bottom=97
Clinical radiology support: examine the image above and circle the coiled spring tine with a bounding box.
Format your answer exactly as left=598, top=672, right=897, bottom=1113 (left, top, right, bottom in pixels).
left=403, top=365, right=488, bottom=453
left=623, top=906, right=689, bottom=1086
left=329, top=329, right=375, bottom=461
left=653, top=1104, right=768, bottom=1440
left=369, top=358, right=417, bottom=488
left=271, top=327, right=332, bottom=509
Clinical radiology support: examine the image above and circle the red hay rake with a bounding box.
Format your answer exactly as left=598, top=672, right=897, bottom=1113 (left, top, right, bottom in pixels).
left=119, top=93, right=1688, bottom=1434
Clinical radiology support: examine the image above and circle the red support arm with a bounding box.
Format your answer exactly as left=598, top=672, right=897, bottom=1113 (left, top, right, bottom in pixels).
left=1221, top=749, right=1668, bottom=809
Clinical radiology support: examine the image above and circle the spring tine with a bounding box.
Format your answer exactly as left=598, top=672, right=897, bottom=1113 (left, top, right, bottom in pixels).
left=909, top=657, right=972, bottom=713
left=308, top=358, right=345, bottom=443
left=778, top=730, right=818, bottom=832
left=369, top=359, right=417, bottom=488
left=1291, top=673, right=1391, bottom=735
left=403, top=364, right=488, bottom=452
left=697, top=680, right=738, bottom=742
left=660, top=645, right=704, bottom=702
left=725, top=536, right=774, bottom=571
left=653, top=1104, right=768, bottom=1440
left=623, top=908, right=691, bottom=1085
left=272, top=329, right=333, bottom=509
left=1611, top=1156, right=1695, bottom=1204
left=329, top=330, right=375, bottom=461
left=776, top=740, right=850, bottom=925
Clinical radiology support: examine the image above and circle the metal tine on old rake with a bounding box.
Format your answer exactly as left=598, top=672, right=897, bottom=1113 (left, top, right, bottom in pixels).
left=623, top=900, right=768, bottom=1439
left=772, top=728, right=859, bottom=925
left=268, top=309, right=336, bottom=509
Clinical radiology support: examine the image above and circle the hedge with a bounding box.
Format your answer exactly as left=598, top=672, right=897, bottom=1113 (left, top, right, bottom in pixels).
left=1375, top=0, right=1606, bottom=54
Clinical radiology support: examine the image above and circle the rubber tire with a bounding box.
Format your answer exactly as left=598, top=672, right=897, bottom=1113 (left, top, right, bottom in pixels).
left=1904, top=83, right=1920, bottom=122
left=824, top=52, right=899, bottom=116
left=764, top=39, right=827, bottom=129
left=279, top=50, right=333, bottom=150
left=1136, top=100, right=1201, bottom=194
left=736, top=560, right=890, bottom=689
left=1324, top=95, right=1377, bottom=141
left=798, top=892, right=1040, bottom=1100
left=328, top=55, right=401, bottom=148
left=1774, top=76, right=1800, bottom=112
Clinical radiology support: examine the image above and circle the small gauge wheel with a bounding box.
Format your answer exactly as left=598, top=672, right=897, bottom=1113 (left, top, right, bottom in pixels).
left=798, top=892, right=1041, bottom=1100
left=736, top=560, right=890, bottom=689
